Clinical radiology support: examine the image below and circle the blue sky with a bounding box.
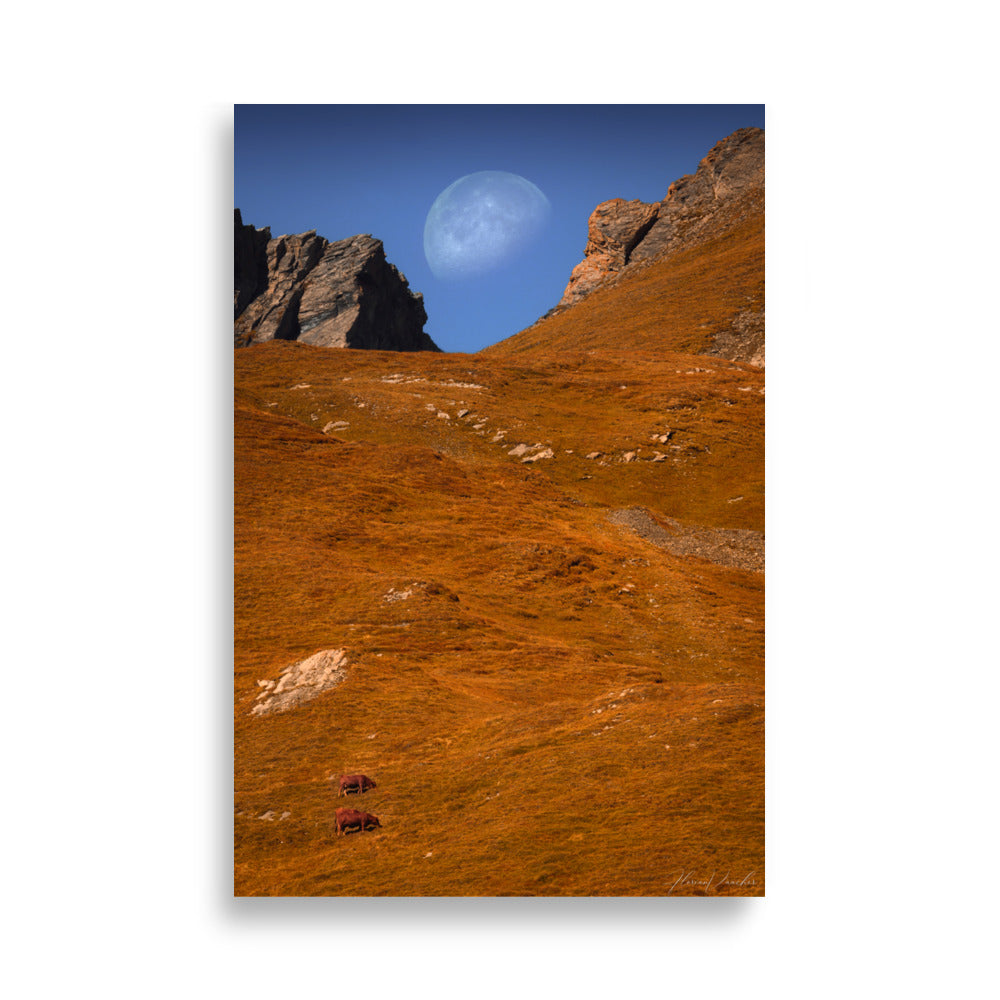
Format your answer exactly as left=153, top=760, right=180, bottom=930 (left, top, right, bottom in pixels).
left=235, top=105, right=764, bottom=354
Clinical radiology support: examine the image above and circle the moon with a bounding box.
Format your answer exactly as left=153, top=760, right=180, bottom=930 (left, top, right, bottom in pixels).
left=424, top=171, right=552, bottom=280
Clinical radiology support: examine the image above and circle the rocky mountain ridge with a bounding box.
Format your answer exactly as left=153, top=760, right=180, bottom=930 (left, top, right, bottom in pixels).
left=559, top=127, right=763, bottom=310
left=489, top=127, right=763, bottom=366
left=234, top=210, right=440, bottom=352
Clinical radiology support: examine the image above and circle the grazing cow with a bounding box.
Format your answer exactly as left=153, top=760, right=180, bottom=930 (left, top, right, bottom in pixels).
left=335, top=807, right=381, bottom=836
left=338, top=773, right=377, bottom=796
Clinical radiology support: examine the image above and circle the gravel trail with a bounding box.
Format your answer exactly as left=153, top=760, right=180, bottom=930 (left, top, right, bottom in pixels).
left=608, top=507, right=763, bottom=573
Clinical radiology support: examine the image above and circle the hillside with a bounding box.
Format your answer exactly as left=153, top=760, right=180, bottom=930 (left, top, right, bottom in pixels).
left=234, top=343, right=763, bottom=896
left=487, top=125, right=763, bottom=364
left=484, top=195, right=763, bottom=363
left=234, top=127, right=764, bottom=896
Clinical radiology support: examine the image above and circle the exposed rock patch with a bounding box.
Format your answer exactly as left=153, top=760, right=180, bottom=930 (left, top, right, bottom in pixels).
left=384, top=584, right=418, bottom=602
left=609, top=507, right=763, bottom=573
left=708, top=308, right=765, bottom=367
left=251, top=648, right=348, bottom=716
left=234, top=213, right=440, bottom=352
left=506, top=442, right=554, bottom=463
left=382, top=580, right=459, bottom=605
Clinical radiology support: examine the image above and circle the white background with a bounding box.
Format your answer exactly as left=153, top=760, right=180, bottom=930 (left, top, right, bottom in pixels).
left=3, top=2, right=997, bottom=996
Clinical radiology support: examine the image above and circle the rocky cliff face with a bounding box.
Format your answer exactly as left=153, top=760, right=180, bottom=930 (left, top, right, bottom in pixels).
left=234, top=211, right=440, bottom=352
left=558, top=127, right=764, bottom=309
left=560, top=199, right=661, bottom=304
left=234, top=209, right=271, bottom=319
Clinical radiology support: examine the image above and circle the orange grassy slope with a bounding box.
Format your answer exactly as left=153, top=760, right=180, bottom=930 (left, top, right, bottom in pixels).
left=234, top=341, right=763, bottom=896
left=484, top=190, right=763, bottom=359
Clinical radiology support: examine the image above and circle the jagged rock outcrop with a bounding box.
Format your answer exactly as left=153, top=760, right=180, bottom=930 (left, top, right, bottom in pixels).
left=558, top=127, right=764, bottom=309
left=630, top=126, right=764, bottom=264
left=234, top=212, right=440, bottom=352
left=234, top=209, right=271, bottom=319
left=560, top=199, right=660, bottom=304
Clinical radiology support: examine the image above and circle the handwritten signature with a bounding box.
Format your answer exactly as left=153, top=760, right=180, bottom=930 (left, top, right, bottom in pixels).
left=667, top=870, right=758, bottom=894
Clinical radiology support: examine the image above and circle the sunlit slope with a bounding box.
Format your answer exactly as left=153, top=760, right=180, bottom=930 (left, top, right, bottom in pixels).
left=483, top=193, right=763, bottom=359
left=235, top=342, right=763, bottom=532
left=234, top=343, right=763, bottom=896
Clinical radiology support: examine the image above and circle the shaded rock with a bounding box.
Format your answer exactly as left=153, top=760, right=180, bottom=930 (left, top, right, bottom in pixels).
left=233, top=209, right=271, bottom=319
left=234, top=216, right=440, bottom=352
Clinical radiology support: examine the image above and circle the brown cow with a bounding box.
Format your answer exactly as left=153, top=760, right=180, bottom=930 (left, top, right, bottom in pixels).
left=335, top=807, right=381, bottom=836
left=338, top=773, right=377, bottom=796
